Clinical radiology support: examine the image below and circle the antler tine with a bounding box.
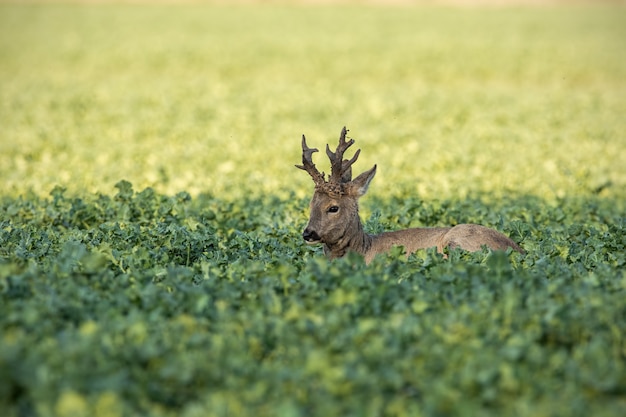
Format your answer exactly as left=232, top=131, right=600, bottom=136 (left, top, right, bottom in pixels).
left=295, top=134, right=326, bottom=187
left=327, top=126, right=360, bottom=184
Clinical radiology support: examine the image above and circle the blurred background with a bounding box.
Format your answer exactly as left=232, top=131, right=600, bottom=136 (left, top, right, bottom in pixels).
left=1, top=0, right=624, bottom=202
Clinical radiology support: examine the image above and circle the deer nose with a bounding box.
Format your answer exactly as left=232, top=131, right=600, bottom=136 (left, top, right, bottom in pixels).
left=302, top=228, right=321, bottom=242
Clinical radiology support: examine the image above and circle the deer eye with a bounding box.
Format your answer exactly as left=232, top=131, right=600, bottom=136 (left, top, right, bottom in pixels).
left=327, top=206, right=340, bottom=213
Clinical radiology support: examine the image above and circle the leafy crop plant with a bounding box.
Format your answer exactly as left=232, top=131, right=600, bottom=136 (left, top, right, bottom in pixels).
left=1, top=2, right=624, bottom=417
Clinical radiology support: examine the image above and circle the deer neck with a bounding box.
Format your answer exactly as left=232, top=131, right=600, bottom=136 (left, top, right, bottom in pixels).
left=323, top=216, right=373, bottom=260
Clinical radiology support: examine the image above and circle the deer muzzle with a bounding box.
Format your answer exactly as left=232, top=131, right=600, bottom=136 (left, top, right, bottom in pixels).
left=302, top=228, right=321, bottom=244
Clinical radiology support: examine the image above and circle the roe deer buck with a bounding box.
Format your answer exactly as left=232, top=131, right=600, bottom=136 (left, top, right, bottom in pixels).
left=296, top=127, right=524, bottom=264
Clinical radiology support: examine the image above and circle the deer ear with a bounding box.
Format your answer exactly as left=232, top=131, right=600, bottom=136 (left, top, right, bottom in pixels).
left=347, top=165, right=376, bottom=197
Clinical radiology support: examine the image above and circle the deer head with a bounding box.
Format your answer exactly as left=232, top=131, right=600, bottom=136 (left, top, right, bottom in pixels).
left=296, top=127, right=376, bottom=254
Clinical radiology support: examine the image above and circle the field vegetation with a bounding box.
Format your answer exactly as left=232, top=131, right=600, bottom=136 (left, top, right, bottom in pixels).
left=1, top=2, right=625, bottom=416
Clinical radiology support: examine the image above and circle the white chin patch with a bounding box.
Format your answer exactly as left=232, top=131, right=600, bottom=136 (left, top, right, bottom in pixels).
left=305, top=240, right=322, bottom=245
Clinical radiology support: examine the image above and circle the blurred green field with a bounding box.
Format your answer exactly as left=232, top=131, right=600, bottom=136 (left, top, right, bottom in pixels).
left=1, top=3, right=625, bottom=202
left=1, top=3, right=626, bottom=417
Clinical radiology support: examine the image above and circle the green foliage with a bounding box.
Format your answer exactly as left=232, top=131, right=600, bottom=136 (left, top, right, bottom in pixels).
left=0, top=3, right=625, bottom=417
left=1, top=182, right=624, bottom=417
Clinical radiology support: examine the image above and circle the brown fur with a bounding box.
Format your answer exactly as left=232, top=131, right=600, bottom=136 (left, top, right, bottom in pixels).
left=297, top=127, right=524, bottom=264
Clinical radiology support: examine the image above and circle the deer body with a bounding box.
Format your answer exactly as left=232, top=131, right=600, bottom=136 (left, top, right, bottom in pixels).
left=297, top=127, right=524, bottom=264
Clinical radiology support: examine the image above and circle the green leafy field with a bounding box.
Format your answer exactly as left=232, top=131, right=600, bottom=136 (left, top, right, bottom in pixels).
left=1, top=3, right=625, bottom=417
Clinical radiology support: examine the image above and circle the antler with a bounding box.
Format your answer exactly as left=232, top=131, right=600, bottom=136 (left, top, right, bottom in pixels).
left=295, top=135, right=326, bottom=188
left=326, top=126, right=361, bottom=184
left=296, top=127, right=363, bottom=196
